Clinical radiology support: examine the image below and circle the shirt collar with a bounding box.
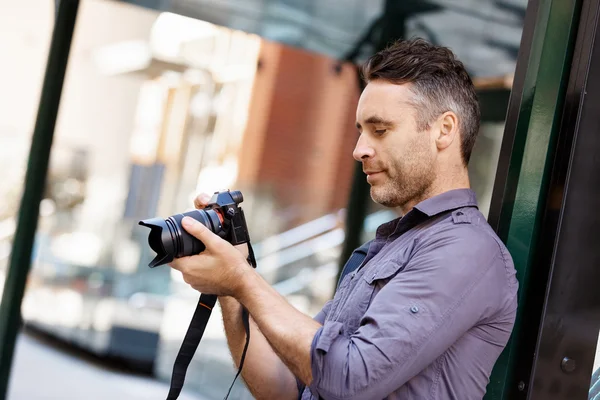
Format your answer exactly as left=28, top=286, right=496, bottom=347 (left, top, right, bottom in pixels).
left=374, top=189, right=479, bottom=240
left=413, top=188, right=478, bottom=217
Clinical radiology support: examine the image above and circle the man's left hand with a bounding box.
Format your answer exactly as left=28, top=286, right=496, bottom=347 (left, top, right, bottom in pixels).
left=169, top=216, right=251, bottom=296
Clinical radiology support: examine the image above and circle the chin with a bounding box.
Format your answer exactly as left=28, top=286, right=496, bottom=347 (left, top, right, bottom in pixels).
left=370, top=187, right=400, bottom=208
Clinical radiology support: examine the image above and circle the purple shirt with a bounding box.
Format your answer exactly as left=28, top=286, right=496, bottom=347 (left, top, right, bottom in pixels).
left=299, top=189, right=518, bottom=400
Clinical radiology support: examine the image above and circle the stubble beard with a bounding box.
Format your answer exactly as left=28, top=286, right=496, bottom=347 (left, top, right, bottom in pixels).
left=370, top=155, right=436, bottom=209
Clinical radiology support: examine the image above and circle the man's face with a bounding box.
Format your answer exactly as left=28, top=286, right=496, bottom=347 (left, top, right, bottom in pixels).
left=354, top=80, right=437, bottom=208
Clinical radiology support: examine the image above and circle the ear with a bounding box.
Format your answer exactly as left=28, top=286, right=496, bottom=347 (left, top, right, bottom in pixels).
left=434, top=111, right=459, bottom=151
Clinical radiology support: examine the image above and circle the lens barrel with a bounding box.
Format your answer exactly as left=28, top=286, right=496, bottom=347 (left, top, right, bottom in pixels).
left=139, top=208, right=223, bottom=268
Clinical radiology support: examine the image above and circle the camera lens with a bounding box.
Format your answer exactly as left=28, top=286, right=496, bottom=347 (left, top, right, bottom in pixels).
left=139, top=208, right=224, bottom=268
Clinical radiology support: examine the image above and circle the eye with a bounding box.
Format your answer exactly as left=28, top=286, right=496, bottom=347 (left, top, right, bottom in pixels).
left=375, top=129, right=387, bottom=135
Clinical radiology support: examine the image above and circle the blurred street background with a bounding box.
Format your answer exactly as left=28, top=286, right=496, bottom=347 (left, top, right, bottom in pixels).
left=8, top=329, right=204, bottom=400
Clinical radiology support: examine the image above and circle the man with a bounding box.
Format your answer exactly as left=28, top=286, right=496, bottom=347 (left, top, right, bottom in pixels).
left=170, top=38, right=518, bottom=400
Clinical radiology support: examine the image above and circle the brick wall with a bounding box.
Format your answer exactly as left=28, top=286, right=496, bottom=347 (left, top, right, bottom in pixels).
left=238, top=41, right=360, bottom=229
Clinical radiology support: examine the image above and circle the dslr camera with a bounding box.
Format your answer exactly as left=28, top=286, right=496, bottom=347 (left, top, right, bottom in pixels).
left=139, top=190, right=250, bottom=268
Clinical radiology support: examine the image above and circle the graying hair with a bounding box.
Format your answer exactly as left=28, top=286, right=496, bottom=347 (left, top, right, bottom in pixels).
left=362, top=38, right=480, bottom=164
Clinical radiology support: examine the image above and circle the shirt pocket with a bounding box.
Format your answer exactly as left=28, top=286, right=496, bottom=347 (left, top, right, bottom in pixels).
left=337, top=260, right=408, bottom=333
left=362, top=258, right=408, bottom=287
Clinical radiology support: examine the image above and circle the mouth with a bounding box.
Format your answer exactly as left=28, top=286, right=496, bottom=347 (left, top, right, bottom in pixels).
left=365, top=170, right=384, bottom=184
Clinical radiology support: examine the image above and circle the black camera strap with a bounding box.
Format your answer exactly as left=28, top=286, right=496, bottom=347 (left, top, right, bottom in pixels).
left=166, top=292, right=217, bottom=400
left=166, top=241, right=257, bottom=400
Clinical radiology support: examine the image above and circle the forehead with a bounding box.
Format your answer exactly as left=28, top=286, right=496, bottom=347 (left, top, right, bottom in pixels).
left=356, top=80, right=416, bottom=123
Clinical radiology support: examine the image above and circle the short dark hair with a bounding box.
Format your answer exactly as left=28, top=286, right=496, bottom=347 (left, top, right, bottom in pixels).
left=361, top=38, right=480, bottom=165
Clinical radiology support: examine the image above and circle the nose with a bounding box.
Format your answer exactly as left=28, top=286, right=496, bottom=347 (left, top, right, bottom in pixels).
left=353, top=133, right=375, bottom=161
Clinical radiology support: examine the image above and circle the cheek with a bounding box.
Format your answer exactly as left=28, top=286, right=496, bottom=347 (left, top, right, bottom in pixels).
left=407, top=133, right=433, bottom=160
left=388, top=142, right=430, bottom=175
left=422, top=128, right=437, bottom=153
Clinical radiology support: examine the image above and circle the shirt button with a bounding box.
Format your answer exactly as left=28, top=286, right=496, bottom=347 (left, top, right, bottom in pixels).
left=410, top=306, right=419, bottom=314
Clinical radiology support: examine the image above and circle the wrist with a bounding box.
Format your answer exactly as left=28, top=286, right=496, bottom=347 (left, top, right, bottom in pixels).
left=231, top=263, right=256, bottom=302
left=218, top=295, right=238, bottom=306
left=232, top=265, right=259, bottom=303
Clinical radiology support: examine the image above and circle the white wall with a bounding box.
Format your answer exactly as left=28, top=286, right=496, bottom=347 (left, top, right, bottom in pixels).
left=0, top=0, right=159, bottom=234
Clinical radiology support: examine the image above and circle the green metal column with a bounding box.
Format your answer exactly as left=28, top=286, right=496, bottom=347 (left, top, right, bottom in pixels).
left=0, top=1, right=80, bottom=399
left=484, top=0, right=582, bottom=398
left=337, top=150, right=372, bottom=284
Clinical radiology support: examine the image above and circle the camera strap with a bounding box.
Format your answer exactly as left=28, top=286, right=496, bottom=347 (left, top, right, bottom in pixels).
left=166, top=241, right=257, bottom=400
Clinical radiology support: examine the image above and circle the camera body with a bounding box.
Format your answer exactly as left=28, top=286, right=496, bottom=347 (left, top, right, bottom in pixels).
left=139, top=190, right=249, bottom=268
left=205, top=190, right=249, bottom=245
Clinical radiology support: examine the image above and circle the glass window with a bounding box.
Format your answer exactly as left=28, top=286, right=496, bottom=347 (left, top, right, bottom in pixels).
left=591, top=331, right=600, bottom=400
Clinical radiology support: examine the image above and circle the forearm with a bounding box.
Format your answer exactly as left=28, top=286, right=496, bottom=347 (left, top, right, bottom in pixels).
left=219, top=296, right=298, bottom=400
left=236, top=270, right=321, bottom=386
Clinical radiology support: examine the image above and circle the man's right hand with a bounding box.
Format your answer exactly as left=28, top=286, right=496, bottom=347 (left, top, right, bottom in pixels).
left=193, top=192, right=299, bottom=400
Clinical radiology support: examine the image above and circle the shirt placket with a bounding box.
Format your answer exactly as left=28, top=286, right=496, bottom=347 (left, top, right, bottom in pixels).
left=328, top=248, right=387, bottom=323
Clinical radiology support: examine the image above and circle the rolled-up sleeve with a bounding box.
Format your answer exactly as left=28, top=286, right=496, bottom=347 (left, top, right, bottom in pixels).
left=313, top=300, right=333, bottom=325
left=307, top=227, right=506, bottom=400
left=296, top=300, right=334, bottom=397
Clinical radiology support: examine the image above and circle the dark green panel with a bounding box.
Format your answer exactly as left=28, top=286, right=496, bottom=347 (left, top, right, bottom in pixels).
left=484, top=0, right=582, bottom=398
left=0, top=1, right=80, bottom=399
left=478, top=89, right=512, bottom=123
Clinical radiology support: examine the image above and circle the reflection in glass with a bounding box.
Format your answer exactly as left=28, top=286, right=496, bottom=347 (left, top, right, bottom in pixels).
left=134, top=0, right=526, bottom=79
left=591, top=331, right=600, bottom=400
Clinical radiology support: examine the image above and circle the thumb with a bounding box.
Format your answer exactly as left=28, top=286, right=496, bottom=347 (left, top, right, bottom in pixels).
left=181, top=216, right=222, bottom=250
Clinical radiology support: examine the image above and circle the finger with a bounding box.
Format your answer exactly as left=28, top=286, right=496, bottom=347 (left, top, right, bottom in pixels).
left=181, top=216, right=223, bottom=249
left=194, top=193, right=212, bottom=209
left=169, top=259, right=184, bottom=272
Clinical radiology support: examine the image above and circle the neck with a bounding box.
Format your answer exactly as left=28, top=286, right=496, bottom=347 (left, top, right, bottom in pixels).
left=398, top=167, right=471, bottom=216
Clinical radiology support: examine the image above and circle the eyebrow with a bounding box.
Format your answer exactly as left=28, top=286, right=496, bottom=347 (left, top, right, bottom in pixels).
left=356, top=115, right=395, bottom=130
